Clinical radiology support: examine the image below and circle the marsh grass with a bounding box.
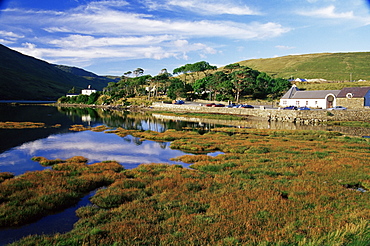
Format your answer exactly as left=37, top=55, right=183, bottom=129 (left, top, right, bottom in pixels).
left=326, top=121, right=370, bottom=128
left=0, top=121, right=45, bottom=129
left=0, top=172, right=14, bottom=183
left=6, top=127, right=370, bottom=245
left=69, top=124, right=112, bottom=132
left=0, top=157, right=124, bottom=227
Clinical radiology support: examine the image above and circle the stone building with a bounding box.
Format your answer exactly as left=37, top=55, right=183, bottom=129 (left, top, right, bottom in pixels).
left=336, top=87, right=370, bottom=108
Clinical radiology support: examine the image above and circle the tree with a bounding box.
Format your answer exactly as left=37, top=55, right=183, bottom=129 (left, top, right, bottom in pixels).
left=270, top=78, right=291, bottom=99
left=68, top=87, right=77, bottom=94
left=193, top=77, right=211, bottom=99
left=209, top=71, right=230, bottom=101
left=87, top=92, right=100, bottom=104
left=133, top=68, right=144, bottom=77
left=251, top=72, right=273, bottom=99
left=230, top=67, right=259, bottom=102
left=150, top=71, right=171, bottom=98
left=191, top=61, right=217, bottom=77
left=173, top=61, right=217, bottom=84
left=123, top=71, right=132, bottom=77
left=167, top=78, right=192, bottom=100
left=224, top=63, right=242, bottom=74
left=76, top=94, right=89, bottom=104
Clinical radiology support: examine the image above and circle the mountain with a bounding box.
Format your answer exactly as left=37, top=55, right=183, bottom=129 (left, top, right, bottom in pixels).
left=237, top=52, right=370, bottom=82
left=54, top=65, right=120, bottom=89
left=0, top=44, right=116, bottom=100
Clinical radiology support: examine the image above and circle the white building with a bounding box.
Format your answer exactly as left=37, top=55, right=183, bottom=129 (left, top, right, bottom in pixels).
left=81, top=85, right=97, bottom=96
left=280, top=85, right=340, bottom=109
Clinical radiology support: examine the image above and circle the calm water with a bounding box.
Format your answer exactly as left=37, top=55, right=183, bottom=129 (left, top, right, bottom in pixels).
left=0, top=104, right=208, bottom=245
left=0, top=104, right=369, bottom=245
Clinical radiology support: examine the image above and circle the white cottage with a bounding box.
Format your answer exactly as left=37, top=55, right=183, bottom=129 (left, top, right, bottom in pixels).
left=81, top=85, right=97, bottom=96
left=280, top=85, right=340, bottom=109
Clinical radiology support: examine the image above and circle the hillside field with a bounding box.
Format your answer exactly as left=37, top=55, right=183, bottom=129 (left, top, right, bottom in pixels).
left=238, top=52, right=370, bottom=82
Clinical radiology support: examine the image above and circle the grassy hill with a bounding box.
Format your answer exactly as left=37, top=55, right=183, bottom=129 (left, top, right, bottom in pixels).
left=238, top=52, right=370, bottom=82
left=0, top=44, right=112, bottom=100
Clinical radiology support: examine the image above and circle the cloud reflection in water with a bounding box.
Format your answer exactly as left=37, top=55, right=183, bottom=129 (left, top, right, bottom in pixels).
left=0, top=131, right=191, bottom=175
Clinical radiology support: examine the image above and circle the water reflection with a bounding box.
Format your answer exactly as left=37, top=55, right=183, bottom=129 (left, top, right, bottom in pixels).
left=0, top=131, right=191, bottom=175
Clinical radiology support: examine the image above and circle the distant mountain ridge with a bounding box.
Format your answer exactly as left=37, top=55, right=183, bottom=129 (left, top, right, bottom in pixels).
left=0, top=44, right=118, bottom=100
left=54, top=65, right=100, bottom=78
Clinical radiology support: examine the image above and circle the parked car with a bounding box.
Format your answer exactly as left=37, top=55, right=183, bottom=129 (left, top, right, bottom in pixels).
left=226, top=103, right=237, bottom=108
left=297, top=106, right=310, bottom=110
left=213, top=103, right=225, bottom=107
left=206, top=103, right=216, bottom=107
left=239, top=104, right=254, bottom=109
left=283, top=106, right=297, bottom=110
left=327, top=106, right=347, bottom=110
left=173, top=100, right=184, bottom=104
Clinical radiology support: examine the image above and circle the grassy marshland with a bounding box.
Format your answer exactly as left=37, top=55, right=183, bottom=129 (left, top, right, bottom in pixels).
left=326, top=121, right=370, bottom=128
left=1, top=127, right=369, bottom=245
left=0, top=121, right=45, bottom=129
left=0, top=121, right=62, bottom=129
left=0, top=156, right=123, bottom=227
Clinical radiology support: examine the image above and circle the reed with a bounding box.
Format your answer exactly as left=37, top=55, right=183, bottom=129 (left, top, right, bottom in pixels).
left=0, top=121, right=45, bottom=129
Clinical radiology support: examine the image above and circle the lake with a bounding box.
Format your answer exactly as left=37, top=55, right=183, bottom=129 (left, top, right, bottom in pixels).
left=0, top=103, right=369, bottom=245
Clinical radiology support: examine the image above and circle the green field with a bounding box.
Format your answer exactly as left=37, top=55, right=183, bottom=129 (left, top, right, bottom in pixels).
left=238, top=52, right=370, bottom=82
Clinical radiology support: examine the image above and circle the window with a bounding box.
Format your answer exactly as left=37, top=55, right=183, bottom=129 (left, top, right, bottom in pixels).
left=296, top=101, right=300, bottom=106
left=306, top=101, right=309, bottom=106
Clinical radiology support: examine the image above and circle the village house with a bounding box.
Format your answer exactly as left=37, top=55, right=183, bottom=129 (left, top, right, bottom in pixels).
left=280, top=85, right=370, bottom=109
left=280, top=85, right=340, bottom=109
left=81, top=85, right=97, bottom=96
left=66, top=93, right=79, bottom=97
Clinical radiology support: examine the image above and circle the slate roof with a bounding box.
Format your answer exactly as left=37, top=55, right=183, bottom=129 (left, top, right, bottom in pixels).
left=281, top=85, right=299, bottom=99
left=281, top=85, right=340, bottom=99
left=292, top=90, right=340, bottom=99
left=337, top=87, right=370, bottom=98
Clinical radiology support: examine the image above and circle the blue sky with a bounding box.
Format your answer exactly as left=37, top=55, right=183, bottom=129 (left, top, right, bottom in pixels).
left=1, top=0, right=370, bottom=76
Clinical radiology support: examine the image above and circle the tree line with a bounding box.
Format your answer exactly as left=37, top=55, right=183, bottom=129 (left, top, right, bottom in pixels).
left=59, top=61, right=291, bottom=105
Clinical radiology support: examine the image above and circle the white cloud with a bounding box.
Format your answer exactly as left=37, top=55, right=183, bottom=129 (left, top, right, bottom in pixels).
left=298, top=5, right=354, bottom=19
left=0, top=30, right=25, bottom=44
left=22, top=6, right=266, bottom=39
left=275, top=45, right=295, bottom=50
left=48, top=35, right=176, bottom=48
left=144, top=0, right=261, bottom=16
left=166, top=0, right=260, bottom=16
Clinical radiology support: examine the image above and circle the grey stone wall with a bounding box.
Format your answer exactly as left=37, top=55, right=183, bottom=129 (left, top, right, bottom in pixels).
left=336, top=98, right=364, bottom=109
left=151, top=102, right=370, bottom=123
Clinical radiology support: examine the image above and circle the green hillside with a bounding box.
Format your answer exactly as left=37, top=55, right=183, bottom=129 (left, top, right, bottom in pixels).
left=238, top=52, right=370, bottom=82
left=0, top=45, right=109, bottom=100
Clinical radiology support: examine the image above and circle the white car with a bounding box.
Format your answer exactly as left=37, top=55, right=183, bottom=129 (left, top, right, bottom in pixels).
left=327, top=106, right=347, bottom=110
